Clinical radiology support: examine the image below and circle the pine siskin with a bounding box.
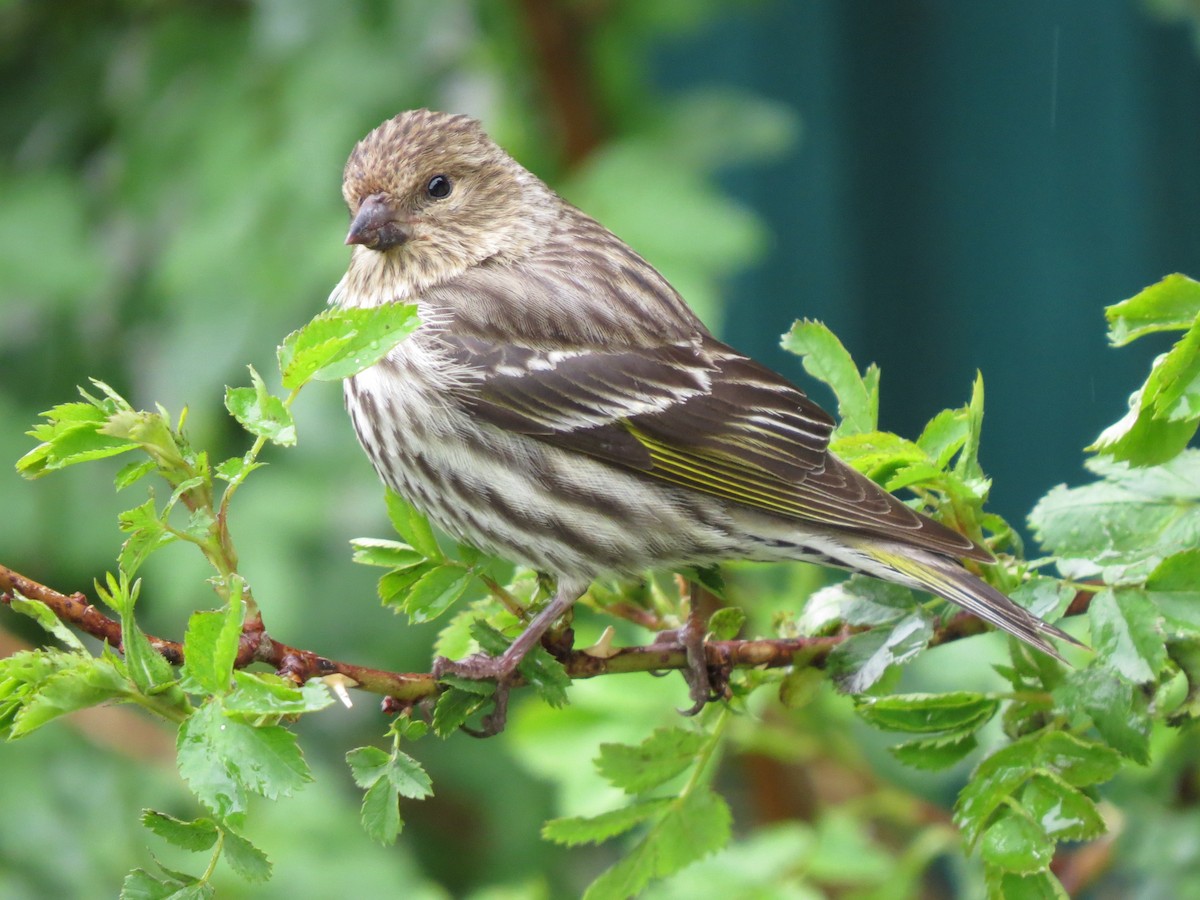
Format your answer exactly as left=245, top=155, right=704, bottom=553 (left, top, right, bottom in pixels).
left=333, top=109, right=1077, bottom=732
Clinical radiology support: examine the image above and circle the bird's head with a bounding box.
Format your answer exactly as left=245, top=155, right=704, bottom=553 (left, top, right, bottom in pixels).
left=340, top=109, right=558, bottom=300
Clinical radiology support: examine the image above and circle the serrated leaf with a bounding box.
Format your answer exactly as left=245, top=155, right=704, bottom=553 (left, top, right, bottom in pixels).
left=828, top=613, right=933, bottom=694
left=706, top=607, right=744, bottom=641
left=542, top=797, right=674, bottom=847
left=595, top=727, right=707, bottom=794
left=277, top=303, right=419, bottom=389
left=467, top=621, right=571, bottom=708
left=1053, top=666, right=1151, bottom=763
left=1089, top=588, right=1166, bottom=683
left=781, top=319, right=875, bottom=435
left=349, top=538, right=429, bottom=569
left=402, top=565, right=474, bottom=623
left=176, top=700, right=312, bottom=819
left=957, top=733, right=1119, bottom=843
left=8, top=594, right=86, bottom=651
left=431, top=686, right=489, bottom=736
left=359, top=777, right=403, bottom=844
left=981, top=810, right=1054, bottom=874
left=221, top=828, right=272, bottom=882
left=985, top=869, right=1069, bottom=900
left=115, top=459, right=157, bottom=491
left=889, top=731, right=978, bottom=770
left=224, top=672, right=333, bottom=716
left=800, top=575, right=912, bottom=634
left=346, top=746, right=390, bottom=788
left=213, top=455, right=263, bottom=483
left=1008, top=578, right=1075, bottom=624
left=856, top=692, right=999, bottom=734
left=117, top=500, right=176, bottom=576
left=225, top=367, right=295, bottom=446
left=1105, top=273, right=1200, bottom=346
left=120, top=868, right=208, bottom=900
left=829, top=431, right=926, bottom=483
left=1146, top=549, right=1200, bottom=634
left=377, top=561, right=439, bottom=607
left=384, top=488, right=443, bottom=559
left=917, top=407, right=970, bottom=469
left=584, top=789, right=731, bottom=900
left=1021, top=774, right=1106, bottom=842
left=12, top=655, right=131, bottom=736
left=181, top=600, right=244, bottom=696
left=140, top=810, right=218, bottom=852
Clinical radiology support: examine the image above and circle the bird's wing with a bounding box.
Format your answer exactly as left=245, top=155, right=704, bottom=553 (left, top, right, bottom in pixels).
left=440, top=333, right=989, bottom=562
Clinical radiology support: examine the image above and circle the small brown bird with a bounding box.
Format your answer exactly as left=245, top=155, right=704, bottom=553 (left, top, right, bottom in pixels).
left=333, top=109, right=1075, bottom=732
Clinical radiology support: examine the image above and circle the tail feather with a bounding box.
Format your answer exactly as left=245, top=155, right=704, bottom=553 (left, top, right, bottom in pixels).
left=851, top=543, right=1083, bottom=661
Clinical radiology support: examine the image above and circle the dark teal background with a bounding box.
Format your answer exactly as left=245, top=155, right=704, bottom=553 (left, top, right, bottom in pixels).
left=656, top=1, right=1200, bottom=530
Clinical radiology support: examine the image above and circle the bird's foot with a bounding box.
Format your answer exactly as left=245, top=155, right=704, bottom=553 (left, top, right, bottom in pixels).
left=433, top=653, right=517, bottom=737
left=652, top=620, right=726, bottom=717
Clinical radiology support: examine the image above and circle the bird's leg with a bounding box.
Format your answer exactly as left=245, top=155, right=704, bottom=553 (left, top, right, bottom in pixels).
left=433, top=581, right=584, bottom=736
left=652, top=579, right=723, bottom=716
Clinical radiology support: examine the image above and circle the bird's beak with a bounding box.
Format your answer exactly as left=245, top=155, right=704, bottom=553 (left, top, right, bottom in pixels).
left=345, top=193, right=411, bottom=251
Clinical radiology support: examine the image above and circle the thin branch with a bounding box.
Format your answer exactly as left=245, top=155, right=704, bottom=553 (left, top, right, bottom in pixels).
left=1, top=563, right=1092, bottom=711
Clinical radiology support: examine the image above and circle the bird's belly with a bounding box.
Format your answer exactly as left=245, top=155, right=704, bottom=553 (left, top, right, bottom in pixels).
left=344, top=360, right=749, bottom=579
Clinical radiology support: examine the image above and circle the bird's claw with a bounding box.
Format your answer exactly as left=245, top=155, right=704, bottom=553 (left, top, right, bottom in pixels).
left=433, top=654, right=516, bottom=737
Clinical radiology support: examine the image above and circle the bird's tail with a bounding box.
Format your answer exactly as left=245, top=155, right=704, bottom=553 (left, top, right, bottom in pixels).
left=847, top=541, right=1083, bottom=661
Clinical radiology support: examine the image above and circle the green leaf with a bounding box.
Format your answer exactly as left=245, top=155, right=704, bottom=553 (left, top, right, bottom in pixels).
left=349, top=538, right=429, bottom=569
left=1104, top=273, right=1200, bottom=346
left=176, top=700, right=312, bottom=819
left=595, top=727, right=707, bottom=794
left=431, top=686, right=489, bottom=737
left=117, top=500, right=176, bottom=576
left=17, top=391, right=140, bottom=478
left=180, top=596, right=245, bottom=696
left=855, top=692, right=999, bottom=734
left=107, top=573, right=178, bottom=696
left=889, top=731, right=979, bottom=770
left=706, top=607, right=745, bottom=641
left=781, top=319, right=875, bottom=435
left=359, top=777, right=403, bottom=844
left=401, top=565, right=475, bottom=623
left=1089, top=588, right=1166, bottom=683
left=542, top=797, right=674, bottom=846
left=1053, top=666, right=1151, bottom=764
left=224, top=366, right=296, bottom=446
left=955, top=372, right=987, bottom=483
left=120, top=868, right=210, bottom=900
left=830, top=430, right=927, bottom=485
left=1021, top=774, right=1106, bottom=842
left=8, top=594, right=86, bottom=651
left=384, top=488, right=443, bottom=560
left=1147, top=549, right=1200, bottom=635
left=221, top=828, right=273, bottom=882
left=984, top=869, right=1068, bottom=900
left=140, top=810, right=218, bottom=852
left=828, top=613, right=933, bottom=694
left=800, top=575, right=912, bottom=634
left=115, top=459, right=157, bottom=491
left=346, top=746, right=391, bottom=788
left=1029, top=454, right=1200, bottom=582
left=465, top=621, right=571, bottom=708
left=1008, top=578, right=1075, bottom=624
left=12, top=654, right=132, bottom=736
left=583, top=788, right=732, bottom=900
left=377, top=561, right=439, bottom=606
left=956, top=731, right=1118, bottom=848
left=277, top=303, right=419, bottom=389
left=1088, top=383, right=1198, bottom=466
left=917, top=407, right=970, bottom=469
left=981, top=810, right=1054, bottom=874
left=213, top=454, right=263, bottom=483
left=224, top=673, right=333, bottom=716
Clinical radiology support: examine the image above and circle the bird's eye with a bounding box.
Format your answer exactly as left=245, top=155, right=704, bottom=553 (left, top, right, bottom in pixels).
left=426, top=174, right=452, bottom=199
